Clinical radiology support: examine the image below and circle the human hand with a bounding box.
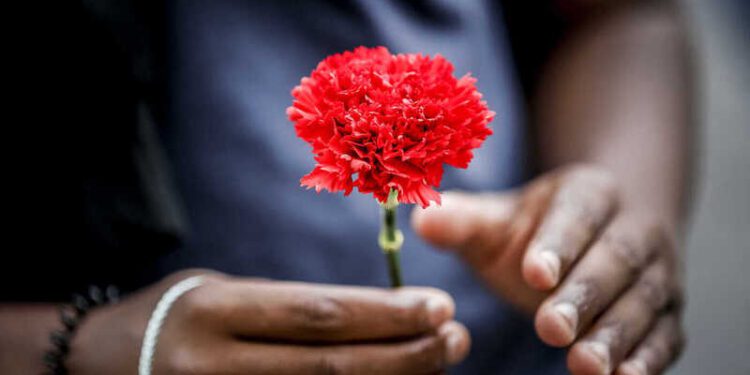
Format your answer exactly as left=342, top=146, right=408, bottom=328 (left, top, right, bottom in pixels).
left=68, top=270, right=470, bottom=374
left=412, top=165, right=685, bottom=375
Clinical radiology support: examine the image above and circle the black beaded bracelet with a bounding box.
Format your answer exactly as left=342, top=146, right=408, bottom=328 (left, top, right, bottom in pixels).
left=43, top=285, right=120, bottom=375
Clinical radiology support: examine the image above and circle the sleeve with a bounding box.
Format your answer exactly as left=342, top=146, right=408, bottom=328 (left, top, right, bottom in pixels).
left=3, top=1, right=186, bottom=301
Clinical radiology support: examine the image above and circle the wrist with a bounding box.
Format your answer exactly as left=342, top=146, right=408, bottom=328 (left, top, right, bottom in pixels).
left=0, top=305, right=59, bottom=374
left=68, top=300, right=145, bottom=375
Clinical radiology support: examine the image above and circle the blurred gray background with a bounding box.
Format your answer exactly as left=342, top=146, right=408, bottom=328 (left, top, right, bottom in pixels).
left=671, top=0, right=749, bottom=374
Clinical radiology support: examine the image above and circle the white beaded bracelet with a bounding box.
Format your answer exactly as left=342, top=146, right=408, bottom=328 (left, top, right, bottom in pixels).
left=138, top=275, right=206, bottom=375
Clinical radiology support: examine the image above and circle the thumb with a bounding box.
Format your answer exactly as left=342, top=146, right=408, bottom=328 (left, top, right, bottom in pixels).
left=411, top=191, right=517, bottom=254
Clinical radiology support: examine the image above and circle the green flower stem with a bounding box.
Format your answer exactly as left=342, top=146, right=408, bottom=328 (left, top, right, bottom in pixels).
left=385, top=249, right=403, bottom=288
left=379, top=189, right=404, bottom=288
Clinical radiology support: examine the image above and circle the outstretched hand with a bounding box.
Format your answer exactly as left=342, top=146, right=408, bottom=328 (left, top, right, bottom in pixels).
left=413, top=165, right=685, bottom=375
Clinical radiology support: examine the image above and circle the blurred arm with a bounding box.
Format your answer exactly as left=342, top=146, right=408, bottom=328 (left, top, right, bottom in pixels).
left=533, top=0, right=694, bottom=232
left=0, top=305, right=59, bottom=374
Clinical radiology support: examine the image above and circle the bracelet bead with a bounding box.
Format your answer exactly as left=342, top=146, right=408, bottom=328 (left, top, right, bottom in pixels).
left=43, top=285, right=120, bottom=375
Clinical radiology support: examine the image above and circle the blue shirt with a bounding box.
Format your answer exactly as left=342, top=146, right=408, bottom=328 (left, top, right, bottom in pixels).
left=159, top=1, right=567, bottom=373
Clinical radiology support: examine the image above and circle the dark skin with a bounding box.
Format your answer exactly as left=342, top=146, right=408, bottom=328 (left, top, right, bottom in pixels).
left=413, top=1, right=692, bottom=374
left=0, top=0, right=692, bottom=374
left=1, top=270, right=470, bottom=374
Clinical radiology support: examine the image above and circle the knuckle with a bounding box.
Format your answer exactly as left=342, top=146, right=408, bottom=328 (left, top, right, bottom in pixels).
left=175, top=284, right=229, bottom=324
left=558, top=279, right=604, bottom=317
left=562, top=163, right=595, bottom=178
left=552, top=187, right=612, bottom=234
left=178, top=288, right=215, bottom=320
left=574, top=164, right=618, bottom=190
left=291, top=295, right=350, bottom=334
left=165, top=348, right=213, bottom=375
left=631, top=212, right=668, bottom=249
left=164, top=269, right=227, bottom=286
left=633, top=276, right=669, bottom=312
left=566, top=164, right=619, bottom=195
left=595, top=171, right=619, bottom=200
left=602, top=232, right=651, bottom=277
left=562, top=217, right=595, bottom=246
left=564, top=165, right=621, bottom=218
left=543, top=199, right=590, bottom=243
left=587, top=321, right=628, bottom=355
left=550, top=194, right=597, bottom=237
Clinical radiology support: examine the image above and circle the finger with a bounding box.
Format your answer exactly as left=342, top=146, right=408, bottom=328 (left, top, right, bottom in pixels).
left=213, top=321, right=471, bottom=375
left=411, top=191, right=516, bottom=263
left=535, top=216, right=661, bottom=347
left=191, top=280, right=455, bottom=342
left=616, top=313, right=685, bottom=375
left=566, top=258, right=673, bottom=375
left=412, top=177, right=556, bottom=270
left=523, top=166, right=619, bottom=290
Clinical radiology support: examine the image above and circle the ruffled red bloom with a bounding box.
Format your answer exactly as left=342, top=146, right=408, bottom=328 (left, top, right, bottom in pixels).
left=287, top=46, right=494, bottom=208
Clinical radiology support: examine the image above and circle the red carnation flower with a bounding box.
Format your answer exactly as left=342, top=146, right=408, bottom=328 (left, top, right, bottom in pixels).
left=287, top=46, right=494, bottom=208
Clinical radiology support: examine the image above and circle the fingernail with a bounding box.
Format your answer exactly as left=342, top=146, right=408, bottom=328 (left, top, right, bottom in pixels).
left=554, top=302, right=578, bottom=337
left=446, top=331, right=463, bottom=364
left=426, top=296, right=451, bottom=327
left=621, top=359, right=647, bottom=375
left=585, top=341, right=611, bottom=373
left=539, top=251, right=560, bottom=285
left=440, top=324, right=466, bottom=365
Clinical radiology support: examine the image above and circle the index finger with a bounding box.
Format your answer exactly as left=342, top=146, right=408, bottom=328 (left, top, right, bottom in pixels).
left=191, top=279, right=456, bottom=343
left=522, top=166, right=619, bottom=290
